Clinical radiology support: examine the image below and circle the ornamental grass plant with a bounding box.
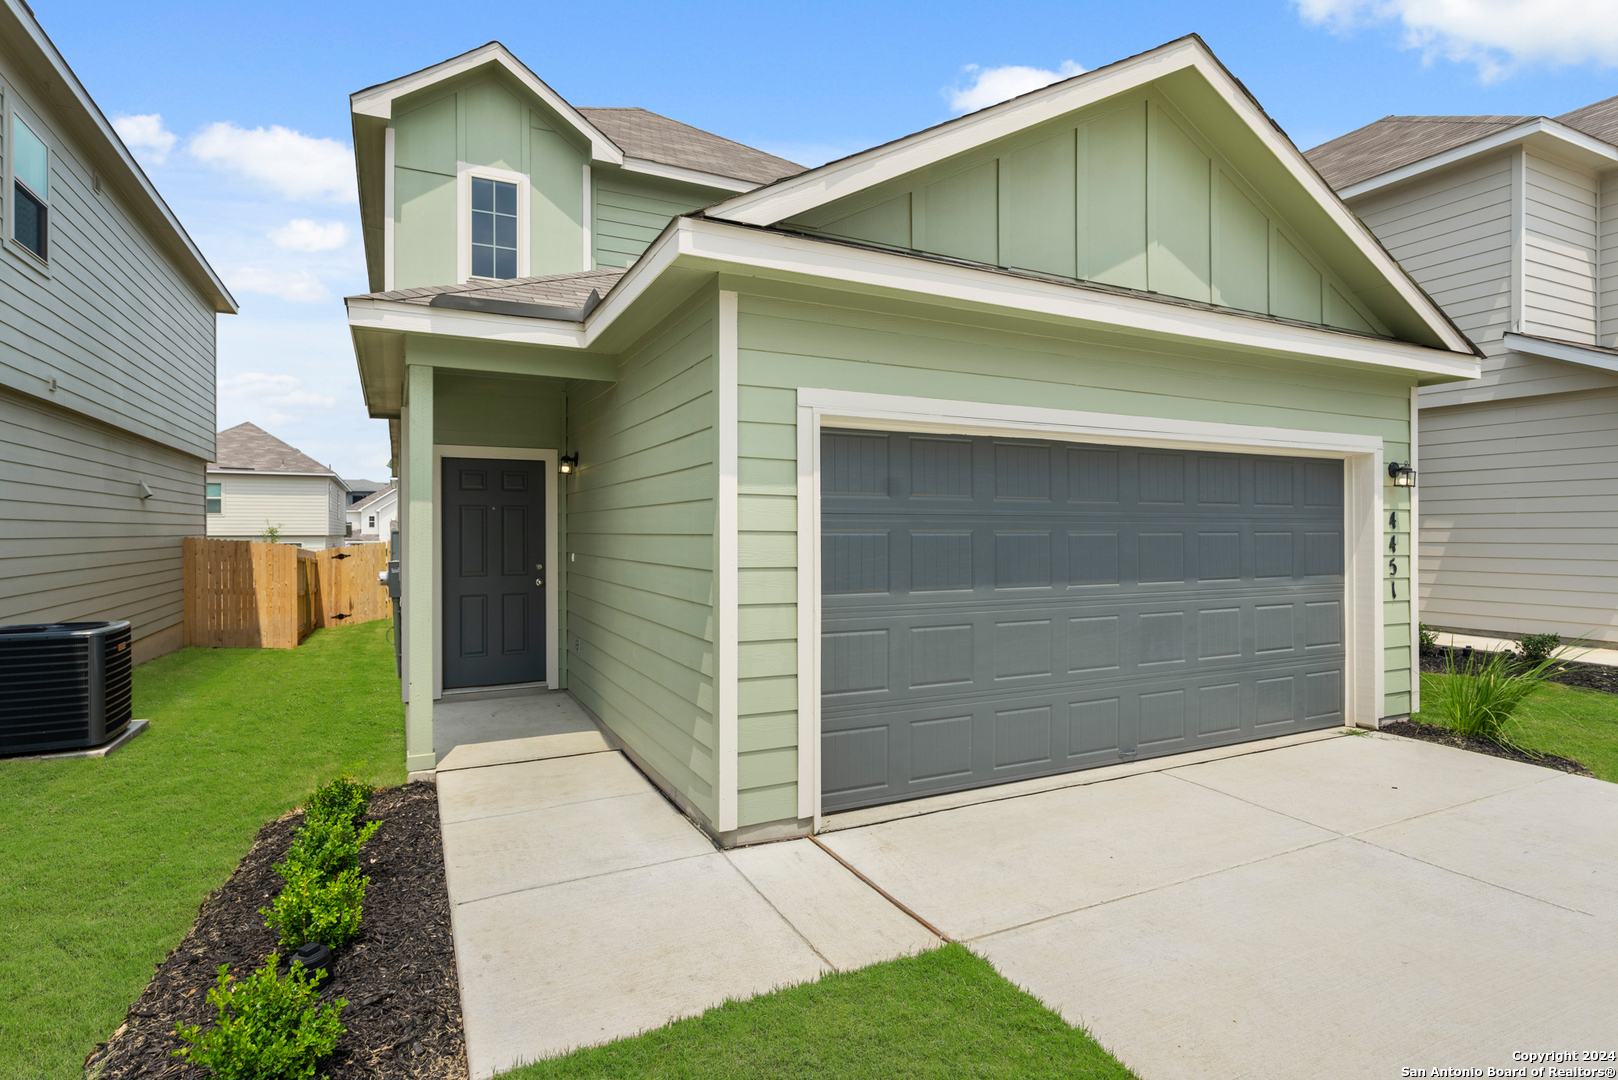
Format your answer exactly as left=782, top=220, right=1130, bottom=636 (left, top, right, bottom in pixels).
left=1431, top=646, right=1562, bottom=747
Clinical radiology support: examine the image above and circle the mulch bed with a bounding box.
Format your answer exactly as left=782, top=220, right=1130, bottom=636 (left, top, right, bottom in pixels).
left=84, top=782, right=465, bottom=1080
left=1419, top=646, right=1618, bottom=695
left=1379, top=718, right=1592, bottom=776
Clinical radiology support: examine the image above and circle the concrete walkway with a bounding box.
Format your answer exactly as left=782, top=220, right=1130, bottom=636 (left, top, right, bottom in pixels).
left=433, top=693, right=937, bottom=1078
left=1436, top=629, right=1618, bottom=667
left=820, top=732, right=1618, bottom=1079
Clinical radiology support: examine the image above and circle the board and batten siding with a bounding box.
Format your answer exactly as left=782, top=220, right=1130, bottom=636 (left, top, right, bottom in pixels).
left=0, top=386, right=201, bottom=659
left=782, top=92, right=1388, bottom=338
left=206, top=473, right=345, bottom=547
left=733, top=284, right=1416, bottom=827
left=1521, top=151, right=1599, bottom=344
left=1420, top=387, right=1618, bottom=642
left=390, top=72, right=588, bottom=289
left=591, top=170, right=721, bottom=270
left=567, top=289, right=720, bottom=822
left=0, top=54, right=217, bottom=463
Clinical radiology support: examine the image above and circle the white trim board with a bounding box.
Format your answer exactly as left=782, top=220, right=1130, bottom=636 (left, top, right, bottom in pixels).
left=715, top=291, right=740, bottom=832
left=621, top=156, right=757, bottom=194
left=793, top=387, right=1387, bottom=828
left=431, top=445, right=560, bottom=700
left=1502, top=331, right=1618, bottom=376
left=348, top=217, right=1482, bottom=382
left=1338, top=118, right=1618, bottom=202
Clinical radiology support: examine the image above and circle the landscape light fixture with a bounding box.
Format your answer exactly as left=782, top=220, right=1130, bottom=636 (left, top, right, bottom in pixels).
left=1387, top=462, right=1416, bottom=488
left=558, top=452, right=579, bottom=475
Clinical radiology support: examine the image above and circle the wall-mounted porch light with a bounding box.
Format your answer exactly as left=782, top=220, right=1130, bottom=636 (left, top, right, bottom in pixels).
left=1387, top=461, right=1416, bottom=488
left=558, top=452, right=579, bottom=475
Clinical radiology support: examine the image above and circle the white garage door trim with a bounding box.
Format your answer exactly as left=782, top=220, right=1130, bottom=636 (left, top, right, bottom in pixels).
left=794, top=387, right=1387, bottom=827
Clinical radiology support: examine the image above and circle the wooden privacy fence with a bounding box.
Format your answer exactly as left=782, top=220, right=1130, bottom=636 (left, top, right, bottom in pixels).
left=184, top=538, right=391, bottom=649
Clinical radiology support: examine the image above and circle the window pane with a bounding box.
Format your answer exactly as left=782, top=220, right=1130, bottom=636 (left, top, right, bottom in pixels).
left=471, top=177, right=493, bottom=212
left=495, top=247, right=516, bottom=279
left=13, top=183, right=46, bottom=259
left=494, top=179, right=517, bottom=216
left=206, top=499, right=222, bottom=514
left=494, top=213, right=517, bottom=248
left=13, top=116, right=47, bottom=198
left=206, top=483, right=221, bottom=497
left=471, top=210, right=494, bottom=246
left=471, top=245, right=493, bottom=278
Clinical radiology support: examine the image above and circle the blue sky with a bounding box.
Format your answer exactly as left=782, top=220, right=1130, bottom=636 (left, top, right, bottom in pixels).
left=36, top=0, right=1618, bottom=478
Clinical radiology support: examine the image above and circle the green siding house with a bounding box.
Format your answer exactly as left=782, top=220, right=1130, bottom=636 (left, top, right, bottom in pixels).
left=346, top=37, right=1480, bottom=844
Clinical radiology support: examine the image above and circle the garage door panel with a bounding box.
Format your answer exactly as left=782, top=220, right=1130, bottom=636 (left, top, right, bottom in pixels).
left=821, top=431, right=1345, bottom=811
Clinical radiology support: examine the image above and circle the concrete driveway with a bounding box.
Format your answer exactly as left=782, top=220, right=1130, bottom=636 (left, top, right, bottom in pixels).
left=820, top=731, right=1618, bottom=1079
left=436, top=697, right=1617, bottom=1079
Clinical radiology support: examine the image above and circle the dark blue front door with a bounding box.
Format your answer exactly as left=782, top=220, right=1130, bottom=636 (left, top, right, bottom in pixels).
left=442, top=457, right=546, bottom=689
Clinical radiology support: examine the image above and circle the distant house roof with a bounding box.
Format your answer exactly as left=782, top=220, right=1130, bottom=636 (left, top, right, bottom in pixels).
left=577, top=107, right=802, bottom=186
left=1307, top=94, right=1618, bottom=192
left=348, top=484, right=396, bottom=514
left=210, top=422, right=340, bottom=478
left=351, top=267, right=627, bottom=319
left=343, top=478, right=389, bottom=492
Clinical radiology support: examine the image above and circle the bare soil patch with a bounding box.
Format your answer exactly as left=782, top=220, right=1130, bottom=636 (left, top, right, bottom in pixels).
left=84, top=782, right=464, bottom=1080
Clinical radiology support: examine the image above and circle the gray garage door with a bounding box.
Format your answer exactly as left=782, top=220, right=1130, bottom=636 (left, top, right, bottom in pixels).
left=820, top=430, right=1346, bottom=812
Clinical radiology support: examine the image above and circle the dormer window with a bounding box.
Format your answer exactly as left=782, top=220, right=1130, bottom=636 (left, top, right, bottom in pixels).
left=457, top=163, right=529, bottom=282
left=471, top=178, right=518, bottom=279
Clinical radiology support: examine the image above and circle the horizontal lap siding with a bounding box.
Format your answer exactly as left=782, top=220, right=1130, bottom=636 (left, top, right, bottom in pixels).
left=0, top=386, right=202, bottom=650
left=736, top=288, right=1415, bottom=822
left=1420, top=389, right=1618, bottom=642
left=591, top=173, right=714, bottom=269
left=1522, top=153, right=1598, bottom=343
left=568, top=291, right=719, bottom=821
left=208, top=474, right=341, bottom=541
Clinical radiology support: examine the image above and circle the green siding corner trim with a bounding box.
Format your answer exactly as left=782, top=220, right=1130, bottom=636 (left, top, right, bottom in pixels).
left=783, top=92, right=1389, bottom=339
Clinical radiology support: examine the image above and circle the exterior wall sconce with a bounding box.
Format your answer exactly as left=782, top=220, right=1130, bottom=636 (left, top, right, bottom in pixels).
left=558, top=452, right=579, bottom=475
left=1387, top=462, right=1416, bottom=488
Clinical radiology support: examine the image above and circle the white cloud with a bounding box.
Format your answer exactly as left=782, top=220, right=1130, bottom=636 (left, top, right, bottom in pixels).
left=218, top=372, right=337, bottom=409
left=269, top=218, right=351, bottom=252
left=227, top=266, right=331, bottom=304
left=948, top=60, right=1086, bottom=114
left=190, top=122, right=356, bottom=202
left=112, top=114, right=177, bottom=164
left=1296, top=0, right=1618, bottom=80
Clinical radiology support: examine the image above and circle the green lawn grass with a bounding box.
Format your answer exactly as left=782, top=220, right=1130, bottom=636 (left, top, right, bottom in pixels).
left=504, top=944, right=1135, bottom=1080
left=1415, top=673, right=1618, bottom=782
left=0, top=621, right=405, bottom=1080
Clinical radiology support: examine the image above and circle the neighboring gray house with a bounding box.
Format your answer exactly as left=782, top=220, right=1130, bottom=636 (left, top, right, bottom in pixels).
left=1308, top=100, right=1618, bottom=645
left=345, top=482, right=396, bottom=543
left=0, top=0, right=235, bottom=663
left=206, top=423, right=350, bottom=549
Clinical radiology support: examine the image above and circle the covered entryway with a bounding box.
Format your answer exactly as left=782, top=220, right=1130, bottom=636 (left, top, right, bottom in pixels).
left=442, top=456, right=548, bottom=690
left=820, top=429, right=1346, bottom=811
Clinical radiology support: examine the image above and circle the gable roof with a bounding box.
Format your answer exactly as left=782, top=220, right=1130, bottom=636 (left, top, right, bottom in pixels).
left=210, top=423, right=340, bottom=478
left=348, top=484, right=396, bottom=514
left=2, top=0, right=236, bottom=313
left=701, top=34, right=1471, bottom=356
left=1307, top=94, right=1618, bottom=195
left=578, top=107, right=801, bottom=186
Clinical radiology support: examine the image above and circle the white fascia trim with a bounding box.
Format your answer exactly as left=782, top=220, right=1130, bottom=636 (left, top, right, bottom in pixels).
left=716, top=291, right=740, bottom=832
left=1502, top=331, right=1618, bottom=375
left=1339, top=118, right=1618, bottom=201
left=621, top=156, right=757, bottom=193
left=350, top=217, right=1480, bottom=381
left=795, top=389, right=1389, bottom=824
left=351, top=42, right=623, bottom=165
left=207, top=469, right=344, bottom=479
left=346, top=298, right=586, bottom=349
left=456, top=161, right=531, bottom=283
left=669, top=220, right=1479, bottom=379
left=431, top=445, right=560, bottom=699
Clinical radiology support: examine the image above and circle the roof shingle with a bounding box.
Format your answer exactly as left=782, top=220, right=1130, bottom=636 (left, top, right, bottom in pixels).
left=210, top=422, right=337, bottom=475
left=1305, top=115, right=1532, bottom=190
left=350, top=267, right=628, bottom=313
left=579, top=107, right=803, bottom=186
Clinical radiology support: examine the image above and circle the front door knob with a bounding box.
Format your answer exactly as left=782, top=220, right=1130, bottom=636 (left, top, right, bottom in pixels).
left=535, top=578, right=543, bottom=587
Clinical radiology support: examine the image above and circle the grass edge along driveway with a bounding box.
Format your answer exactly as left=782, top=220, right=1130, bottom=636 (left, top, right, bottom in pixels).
left=503, top=944, right=1138, bottom=1080
left=1415, top=672, right=1618, bottom=782
left=0, top=621, right=405, bottom=1080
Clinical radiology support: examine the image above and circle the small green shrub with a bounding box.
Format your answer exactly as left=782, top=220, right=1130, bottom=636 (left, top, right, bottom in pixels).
left=1517, top=632, right=1562, bottom=665
left=173, top=955, right=344, bottom=1080
left=262, top=866, right=368, bottom=949
left=1432, top=648, right=1559, bottom=746
left=305, top=775, right=374, bottom=828
left=1419, top=623, right=1440, bottom=651
left=279, top=814, right=380, bottom=880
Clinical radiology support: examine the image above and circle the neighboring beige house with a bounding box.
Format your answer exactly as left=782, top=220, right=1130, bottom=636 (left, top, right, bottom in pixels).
left=207, top=423, right=349, bottom=549
left=0, top=0, right=236, bottom=663
left=1308, top=98, right=1618, bottom=644
left=345, top=483, right=396, bottom=543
